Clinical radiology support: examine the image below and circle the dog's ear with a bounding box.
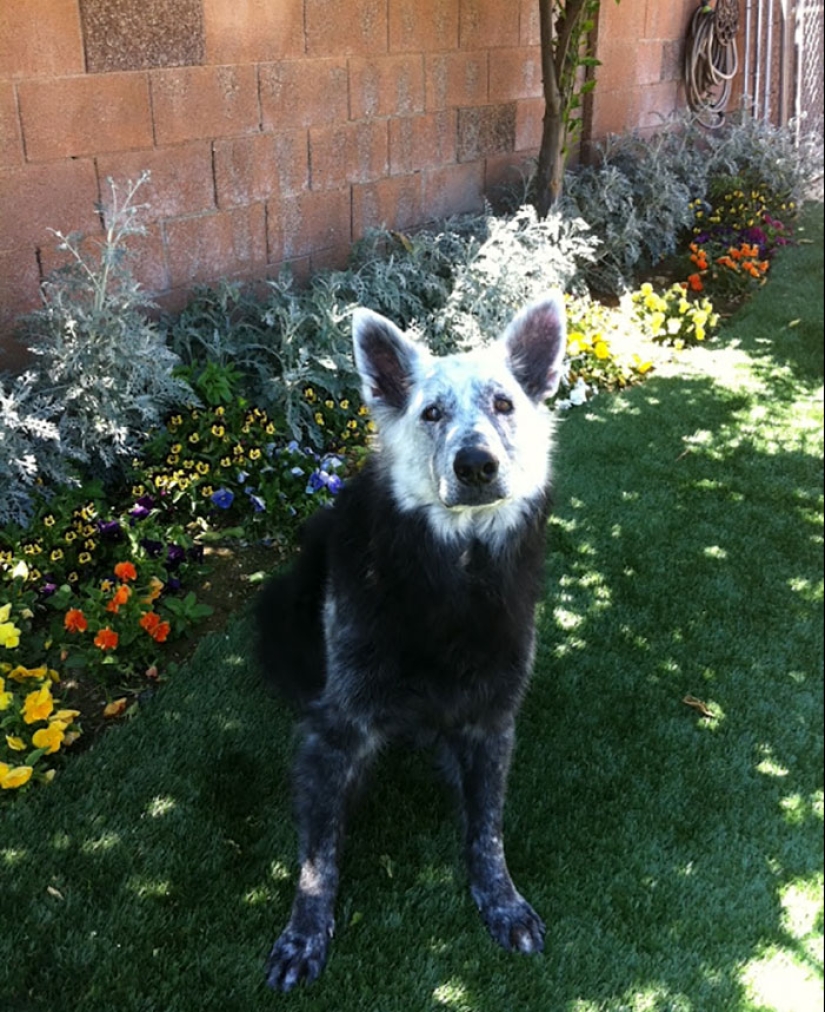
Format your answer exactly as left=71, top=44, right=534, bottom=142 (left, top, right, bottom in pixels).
left=352, top=308, right=421, bottom=412
left=502, top=292, right=567, bottom=401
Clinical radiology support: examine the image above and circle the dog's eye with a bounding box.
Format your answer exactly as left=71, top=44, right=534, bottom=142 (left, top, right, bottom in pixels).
left=421, top=404, right=442, bottom=423
left=493, top=396, right=514, bottom=415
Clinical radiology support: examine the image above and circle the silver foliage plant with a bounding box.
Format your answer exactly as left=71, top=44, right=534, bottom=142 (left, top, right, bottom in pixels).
left=0, top=371, right=77, bottom=527
left=17, top=172, right=191, bottom=476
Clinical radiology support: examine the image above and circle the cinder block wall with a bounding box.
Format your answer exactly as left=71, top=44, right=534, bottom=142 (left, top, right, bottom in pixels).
left=0, top=0, right=545, bottom=360
left=587, top=0, right=697, bottom=144
left=0, top=0, right=697, bottom=362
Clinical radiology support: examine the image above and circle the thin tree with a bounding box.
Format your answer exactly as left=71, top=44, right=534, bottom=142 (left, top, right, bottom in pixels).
left=534, top=0, right=612, bottom=216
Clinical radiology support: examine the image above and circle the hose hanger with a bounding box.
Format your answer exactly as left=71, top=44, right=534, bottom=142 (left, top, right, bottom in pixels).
left=684, top=0, right=740, bottom=127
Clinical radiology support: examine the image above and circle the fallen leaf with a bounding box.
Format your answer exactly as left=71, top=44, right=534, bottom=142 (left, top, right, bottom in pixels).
left=103, top=697, right=128, bottom=719
left=683, top=694, right=716, bottom=719
left=47, top=885, right=65, bottom=901
left=787, top=318, right=800, bottom=328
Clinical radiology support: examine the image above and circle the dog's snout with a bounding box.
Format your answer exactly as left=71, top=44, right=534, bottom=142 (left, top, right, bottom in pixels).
left=453, top=446, right=499, bottom=487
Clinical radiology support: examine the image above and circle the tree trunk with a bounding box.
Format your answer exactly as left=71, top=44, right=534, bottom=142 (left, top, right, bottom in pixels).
left=533, top=0, right=591, bottom=217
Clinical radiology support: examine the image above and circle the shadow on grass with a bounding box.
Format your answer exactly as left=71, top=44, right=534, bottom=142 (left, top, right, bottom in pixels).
left=2, top=362, right=822, bottom=1010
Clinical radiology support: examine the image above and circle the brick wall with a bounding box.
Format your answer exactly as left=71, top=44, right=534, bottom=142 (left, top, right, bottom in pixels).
left=0, top=0, right=698, bottom=363
left=586, top=0, right=697, bottom=146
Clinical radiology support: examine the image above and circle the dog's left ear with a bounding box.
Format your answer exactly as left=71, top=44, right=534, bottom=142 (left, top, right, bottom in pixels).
left=352, top=308, right=422, bottom=413
left=502, top=292, right=567, bottom=401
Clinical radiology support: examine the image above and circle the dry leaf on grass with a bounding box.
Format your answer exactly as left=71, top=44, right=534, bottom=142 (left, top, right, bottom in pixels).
left=682, top=694, right=716, bottom=719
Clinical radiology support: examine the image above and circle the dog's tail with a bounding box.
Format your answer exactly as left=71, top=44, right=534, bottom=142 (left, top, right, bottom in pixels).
left=255, top=508, right=332, bottom=708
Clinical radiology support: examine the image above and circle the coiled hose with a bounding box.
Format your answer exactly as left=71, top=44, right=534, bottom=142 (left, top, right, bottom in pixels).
left=684, top=0, right=740, bottom=127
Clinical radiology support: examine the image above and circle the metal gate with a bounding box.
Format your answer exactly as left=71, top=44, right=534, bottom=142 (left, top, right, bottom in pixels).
left=740, top=0, right=824, bottom=142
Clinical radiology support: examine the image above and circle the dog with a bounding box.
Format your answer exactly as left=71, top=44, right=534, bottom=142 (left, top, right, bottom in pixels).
left=256, top=292, right=566, bottom=991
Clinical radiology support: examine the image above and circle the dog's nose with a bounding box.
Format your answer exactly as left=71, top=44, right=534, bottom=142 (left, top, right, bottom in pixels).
left=454, top=446, right=499, bottom=487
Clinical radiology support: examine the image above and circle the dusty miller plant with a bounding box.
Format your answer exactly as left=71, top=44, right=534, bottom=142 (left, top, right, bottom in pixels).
left=18, top=172, right=191, bottom=474
left=0, top=371, right=76, bottom=528
left=426, top=204, right=598, bottom=352
left=700, top=109, right=824, bottom=204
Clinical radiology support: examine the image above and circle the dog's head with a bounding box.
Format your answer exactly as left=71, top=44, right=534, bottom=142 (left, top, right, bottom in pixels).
left=352, top=295, right=566, bottom=535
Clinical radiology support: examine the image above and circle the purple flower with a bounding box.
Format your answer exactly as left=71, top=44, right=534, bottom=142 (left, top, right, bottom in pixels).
left=210, top=487, right=234, bottom=509
left=96, top=519, right=124, bottom=540
left=129, top=495, right=155, bottom=521
left=246, top=491, right=266, bottom=513
left=305, top=471, right=327, bottom=494
left=167, top=543, right=186, bottom=568
left=326, top=473, right=343, bottom=495
left=140, top=538, right=163, bottom=558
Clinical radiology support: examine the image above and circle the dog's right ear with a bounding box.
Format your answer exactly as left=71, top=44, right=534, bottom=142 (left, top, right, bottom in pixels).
left=352, top=308, right=421, bottom=413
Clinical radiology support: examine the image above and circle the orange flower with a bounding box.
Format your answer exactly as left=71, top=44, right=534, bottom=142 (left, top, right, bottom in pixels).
left=140, top=612, right=171, bottom=643
left=106, top=584, right=132, bottom=613
left=114, top=561, right=137, bottom=582
left=151, top=621, right=171, bottom=643
left=94, top=627, right=119, bottom=651
left=139, top=611, right=160, bottom=633
left=687, top=273, right=704, bottom=292
left=64, top=608, right=88, bottom=633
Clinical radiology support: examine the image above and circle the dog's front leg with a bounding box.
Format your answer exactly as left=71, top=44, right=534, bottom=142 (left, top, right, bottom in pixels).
left=266, top=715, right=376, bottom=991
left=443, top=722, right=545, bottom=955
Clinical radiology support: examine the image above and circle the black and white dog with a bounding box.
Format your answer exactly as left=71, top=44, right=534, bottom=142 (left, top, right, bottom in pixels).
left=256, top=294, right=566, bottom=991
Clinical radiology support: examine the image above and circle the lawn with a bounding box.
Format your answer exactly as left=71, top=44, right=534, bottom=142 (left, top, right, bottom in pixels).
left=2, top=206, right=822, bottom=1012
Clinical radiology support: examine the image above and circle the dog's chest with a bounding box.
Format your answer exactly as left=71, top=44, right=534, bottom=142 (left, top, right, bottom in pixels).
left=328, top=530, right=539, bottom=729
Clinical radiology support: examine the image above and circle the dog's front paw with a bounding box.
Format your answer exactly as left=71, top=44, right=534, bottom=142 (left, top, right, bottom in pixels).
left=478, top=895, right=546, bottom=954
left=265, top=924, right=332, bottom=992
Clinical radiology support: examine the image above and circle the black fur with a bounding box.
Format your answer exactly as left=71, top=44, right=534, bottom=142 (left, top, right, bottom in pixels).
left=257, top=460, right=551, bottom=991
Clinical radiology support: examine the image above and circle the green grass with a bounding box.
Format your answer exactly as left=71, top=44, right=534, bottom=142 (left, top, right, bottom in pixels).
left=2, top=206, right=822, bottom=1012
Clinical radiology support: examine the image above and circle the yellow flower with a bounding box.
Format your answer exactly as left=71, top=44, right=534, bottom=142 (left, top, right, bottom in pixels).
left=0, top=677, right=12, bottom=711
left=0, top=604, right=21, bottom=649
left=6, top=735, right=26, bottom=751
left=594, top=341, right=610, bottom=360
left=33, top=723, right=66, bottom=755
left=8, top=664, right=48, bottom=681
left=52, top=708, right=80, bottom=723
left=23, top=685, right=54, bottom=724
left=0, top=764, right=33, bottom=790
left=694, top=325, right=706, bottom=342
left=650, top=312, right=665, bottom=337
